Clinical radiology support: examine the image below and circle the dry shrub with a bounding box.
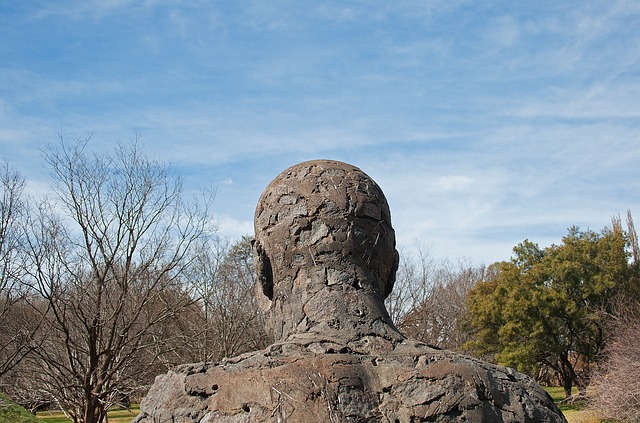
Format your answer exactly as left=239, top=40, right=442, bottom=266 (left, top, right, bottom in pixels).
left=589, top=304, right=640, bottom=422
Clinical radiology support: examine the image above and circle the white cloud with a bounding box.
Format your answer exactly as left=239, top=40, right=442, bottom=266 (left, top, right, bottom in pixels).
left=3, top=0, right=640, bottom=267
left=484, top=15, right=521, bottom=49
left=215, top=214, right=254, bottom=240
left=435, top=175, right=473, bottom=192
left=32, top=0, right=192, bottom=21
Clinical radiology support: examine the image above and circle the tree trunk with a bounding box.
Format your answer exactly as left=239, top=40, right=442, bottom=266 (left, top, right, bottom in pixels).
left=83, top=394, right=106, bottom=423
left=558, top=353, right=576, bottom=398
left=562, top=377, right=573, bottom=399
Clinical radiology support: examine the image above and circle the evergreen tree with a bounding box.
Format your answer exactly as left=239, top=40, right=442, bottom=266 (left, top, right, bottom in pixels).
left=466, top=223, right=638, bottom=398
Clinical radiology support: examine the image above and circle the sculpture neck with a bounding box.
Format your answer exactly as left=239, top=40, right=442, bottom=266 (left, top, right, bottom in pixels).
left=266, top=268, right=401, bottom=344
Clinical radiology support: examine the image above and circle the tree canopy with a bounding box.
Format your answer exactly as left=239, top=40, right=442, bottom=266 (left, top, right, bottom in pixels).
left=19, top=136, right=215, bottom=423
left=465, top=223, right=639, bottom=398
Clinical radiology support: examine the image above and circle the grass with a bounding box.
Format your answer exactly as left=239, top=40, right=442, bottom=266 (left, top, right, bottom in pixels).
left=545, top=386, right=586, bottom=413
left=34, top=414, right=70, bottom=423
left=0, top=392, right=39, bottom=423
left=37, top=404, right=139, bottom=423
left=543, top=386, right=618, bottom=423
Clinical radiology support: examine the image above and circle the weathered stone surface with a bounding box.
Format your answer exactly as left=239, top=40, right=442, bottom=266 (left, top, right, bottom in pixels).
left=134, top=160, right=566, bottom=423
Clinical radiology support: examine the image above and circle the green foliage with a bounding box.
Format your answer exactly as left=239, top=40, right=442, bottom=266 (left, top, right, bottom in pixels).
left=0, top=392, right=39, bottom=423
left=465, top=225, right=639, bottom=397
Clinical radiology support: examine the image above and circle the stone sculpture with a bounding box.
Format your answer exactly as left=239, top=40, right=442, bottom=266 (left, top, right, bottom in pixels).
left=134, top=160, right=566, bottom=422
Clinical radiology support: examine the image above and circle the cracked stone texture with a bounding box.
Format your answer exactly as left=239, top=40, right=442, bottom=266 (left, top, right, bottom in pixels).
left=134, top=160, right=566, bottom=422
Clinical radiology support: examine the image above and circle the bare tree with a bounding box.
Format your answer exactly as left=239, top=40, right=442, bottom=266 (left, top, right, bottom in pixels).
left=385, top=245, right=436, bottom=327
left=398, top=258, right=485, bottom=350
left=181, top=235, right=270, bottom=363
left=20, top=136, right=214, bottom=423
left=589, top=301, right=640, bottom=421
left=0, top=161, right=39, bottom=379
left=386, top=244, right=484, bottom=351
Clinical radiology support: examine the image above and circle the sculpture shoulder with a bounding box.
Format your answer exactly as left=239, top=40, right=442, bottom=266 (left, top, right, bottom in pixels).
left=134, top=341, right=566, bottom=422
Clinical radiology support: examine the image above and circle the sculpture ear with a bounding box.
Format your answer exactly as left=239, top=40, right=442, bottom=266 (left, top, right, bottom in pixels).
left=252, top=239, right=273, bottom=300
left=384, top=249, right=399, bottom=300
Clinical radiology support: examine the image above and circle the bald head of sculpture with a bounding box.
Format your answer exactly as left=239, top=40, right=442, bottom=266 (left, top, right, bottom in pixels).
left=253, top=160, right=400, bottom=341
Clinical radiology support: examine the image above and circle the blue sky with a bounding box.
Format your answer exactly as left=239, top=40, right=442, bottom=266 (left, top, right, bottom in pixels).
left=1, top=1, right=639, bottom=264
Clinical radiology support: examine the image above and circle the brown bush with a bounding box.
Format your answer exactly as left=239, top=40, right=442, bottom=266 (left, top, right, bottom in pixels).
left=589, top=303, right=640, bottom=422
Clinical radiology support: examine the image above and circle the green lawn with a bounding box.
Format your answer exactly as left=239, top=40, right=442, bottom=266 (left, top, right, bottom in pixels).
left=543, top=386, right=617, bottom=423
left=37, top=405, right=139, bottom=423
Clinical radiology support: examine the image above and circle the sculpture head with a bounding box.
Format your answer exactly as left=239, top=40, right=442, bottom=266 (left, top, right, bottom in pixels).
left=253, top=160, right=399, bottom=341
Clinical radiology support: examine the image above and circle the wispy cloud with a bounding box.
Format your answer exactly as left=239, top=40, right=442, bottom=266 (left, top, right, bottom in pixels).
left=1, top=0, right=639, bottom=263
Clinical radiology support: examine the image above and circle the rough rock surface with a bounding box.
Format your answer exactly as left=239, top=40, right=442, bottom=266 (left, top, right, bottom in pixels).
left=134, top=160, right=566, bottom=422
